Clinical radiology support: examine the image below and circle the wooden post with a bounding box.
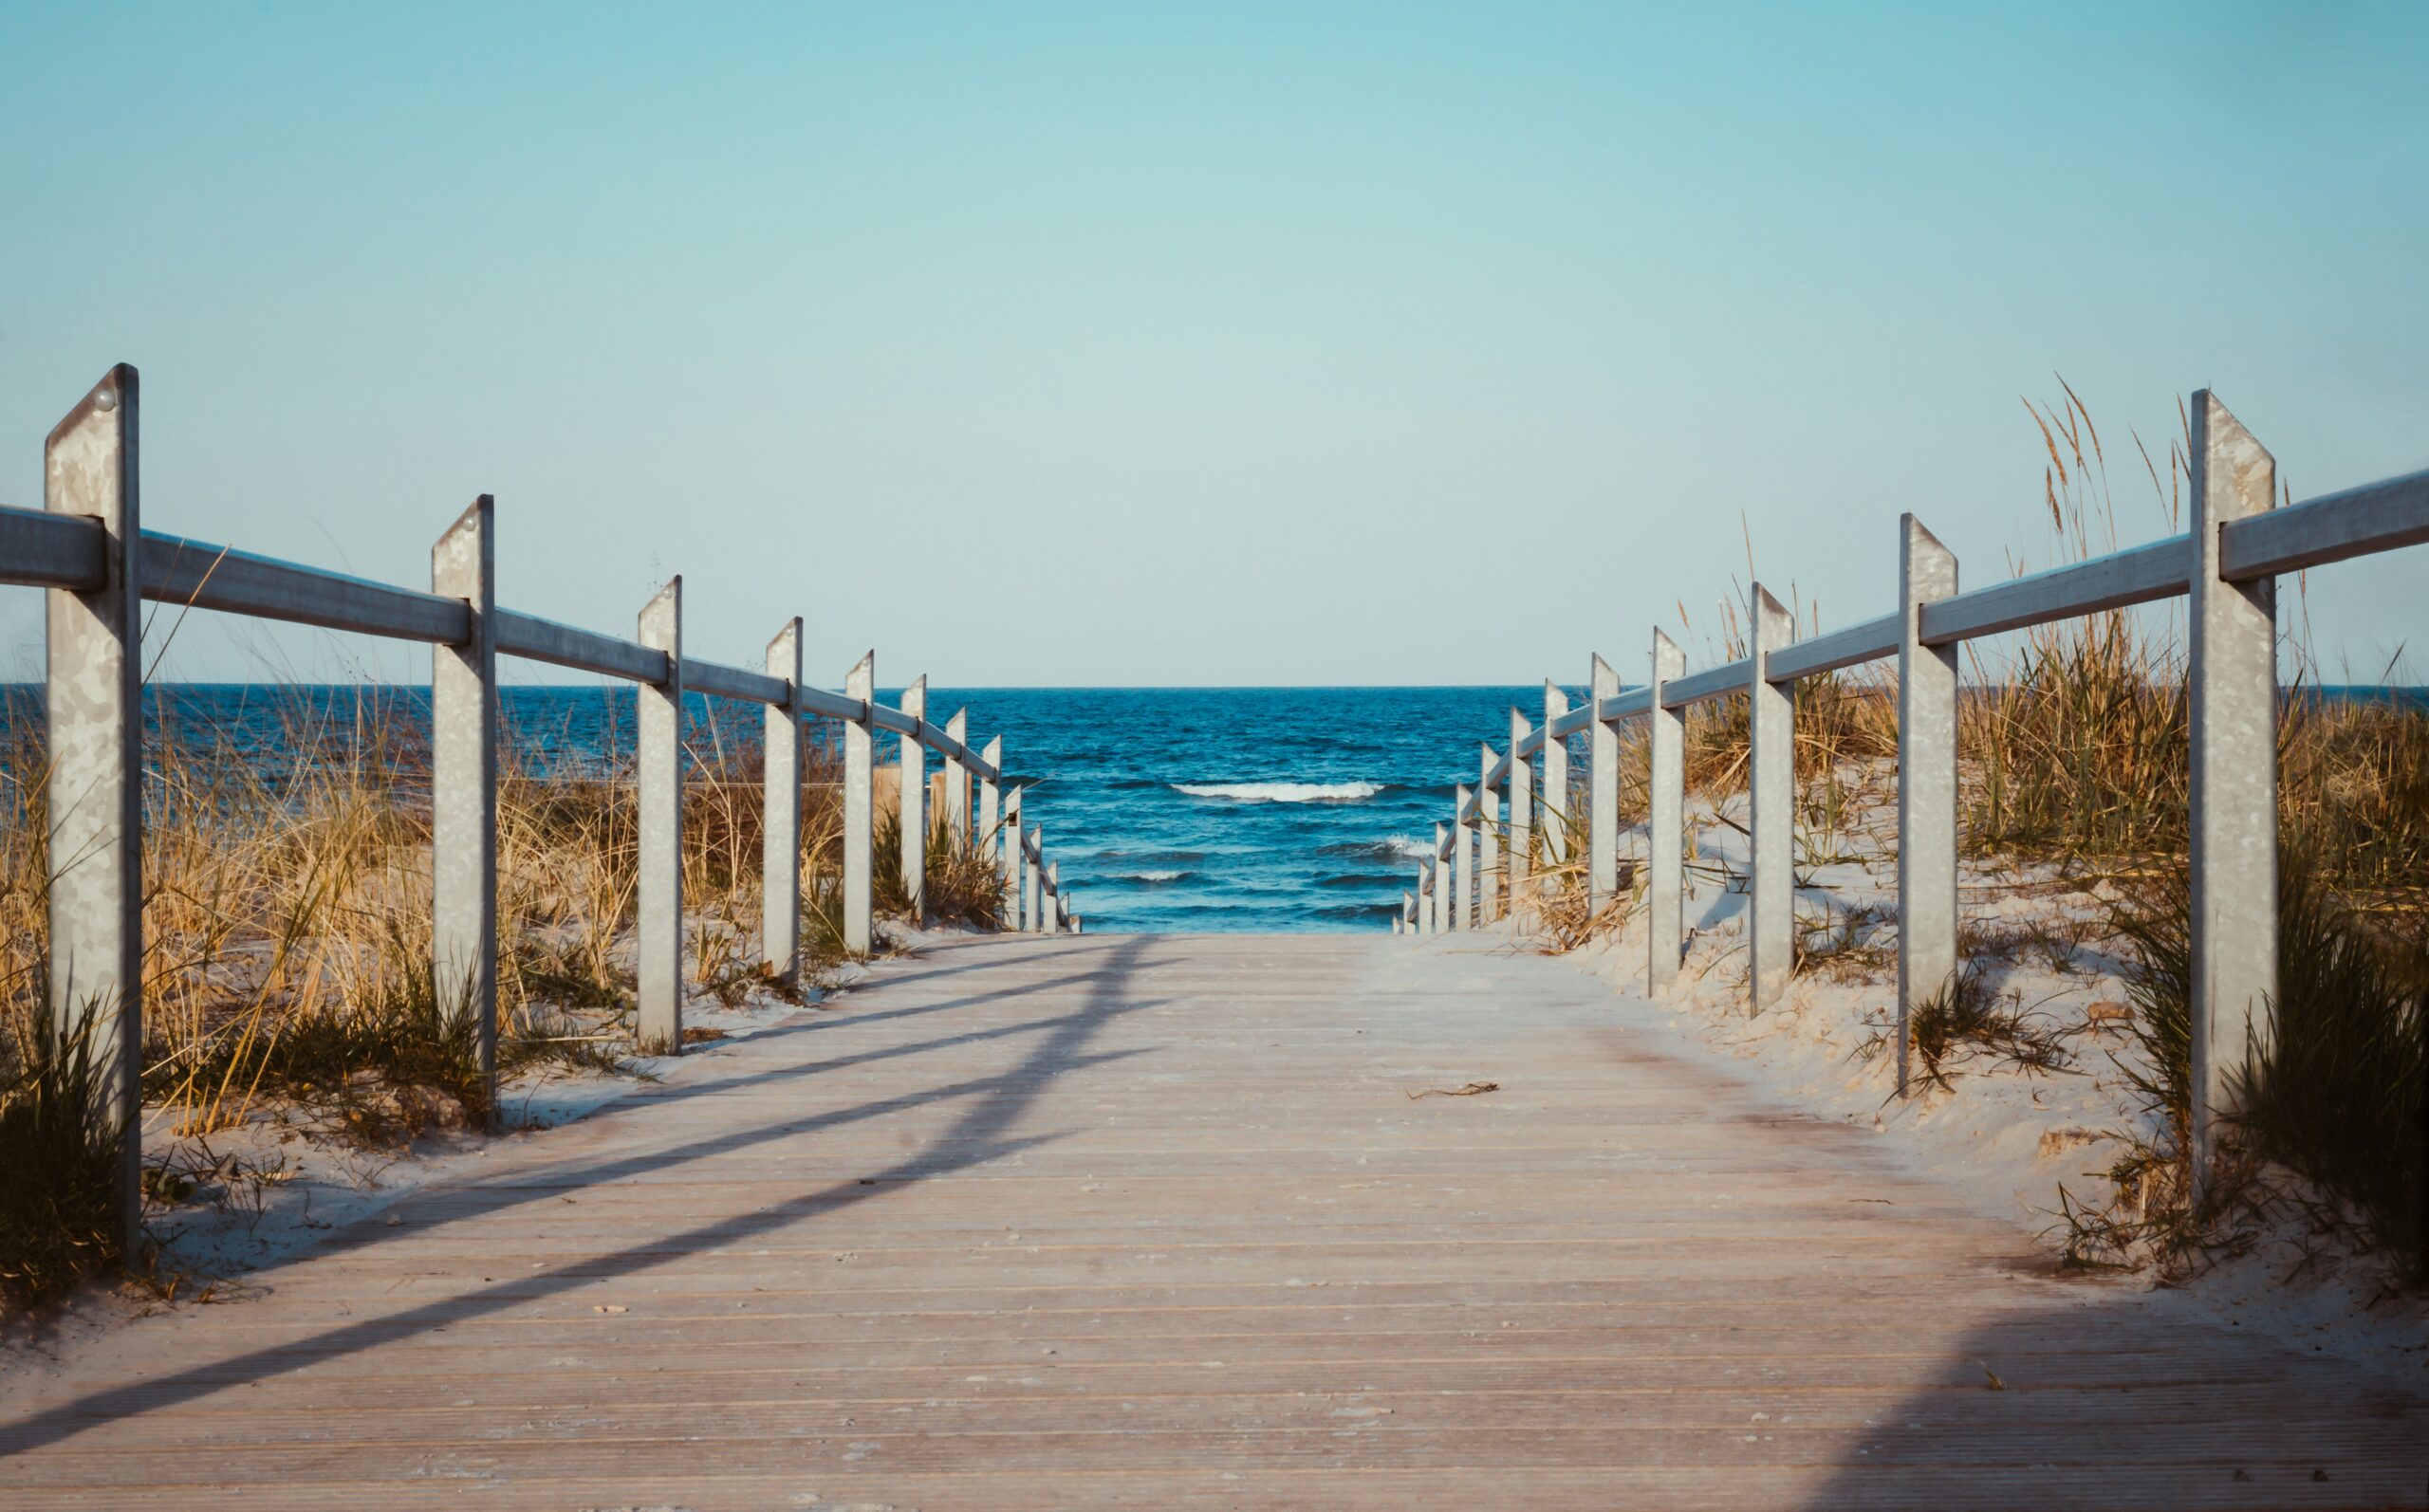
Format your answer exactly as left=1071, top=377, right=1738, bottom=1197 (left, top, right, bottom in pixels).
left=899, top=675, right=927, bottom=925
left=2187, top=390, right=2279, bottom=1189
left=636, top=579, right=685, bottom=1053
left=1418, top=830, right=1437, bottom=936
left=1507, top=709, right=1532, bottom=899
left=843, top=651, right=875, bottom=955
left=1896, top=518, right=1957, bottom=1096
left=1452, top=785, right=1474, bottom=931
left=1540, top=681, right=1569, bottom=892
left=762, top=618, right=804, bottom=989
left=431, top=495, right=498, bottom=1116
left=44, top=365, right=143, bottom=1249
left=1023, top=825, right=1043, bottom=933
left=978, top=735, right=1002, bottom=917
left=1002, top=784, right=1024, bottom=928
left=1477, top=744, right=1500, bottom=925
left=1413, top=865, right=1430, bottom=935
left=1587, top=653, right=1620, bottom=911
left=943, top=708, right=970, bottom=849
left=1747, top=585, right=1794, bottom=1009
left=1647, top=628, right=1686, bottom=996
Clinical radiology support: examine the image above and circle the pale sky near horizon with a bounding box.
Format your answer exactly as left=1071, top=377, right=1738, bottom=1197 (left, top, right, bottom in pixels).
left=4, top=2, right=2425, bottom=690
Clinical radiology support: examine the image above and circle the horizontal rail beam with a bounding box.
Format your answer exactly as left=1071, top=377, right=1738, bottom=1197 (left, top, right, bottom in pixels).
left=1919, top=536, right=2188, bottom=645
left=2221, top=468, right=2429, bottom=580
left=1, top=506, right=999, bottom=765
left=1547, top=703, right=1594, bottom=741
left=800, top=687, right=866, bottom=724
left=1621, top=470, right=2419, bottom=699
left=142, top=531, right=471, bottom=643
left=1764, top=613, right=1899, bottom=683
left=0, top=505, right=103, bottom=589
left=682, top=655, right=789, bottom=707
left=796, top=691, right=997, bottom=778
left=1662, top=655, right=1752, bottom=710
left=494, top=609, right=669, bottom=684
left=927, top=730, right=997, bottom=783
left=1597, top=688, right=1654, bottom=725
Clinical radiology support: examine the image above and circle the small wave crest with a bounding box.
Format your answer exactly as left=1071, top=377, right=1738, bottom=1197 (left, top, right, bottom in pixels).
left=1113, top=869, right=1191, bottom=885
left=1319, top=836, right=1437, bottom=861
left=1173, top=781, right=1382, bottom=804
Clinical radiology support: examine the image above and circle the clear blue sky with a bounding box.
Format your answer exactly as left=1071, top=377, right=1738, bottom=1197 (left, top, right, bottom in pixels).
left=4, top=2, right=2424, bottom=687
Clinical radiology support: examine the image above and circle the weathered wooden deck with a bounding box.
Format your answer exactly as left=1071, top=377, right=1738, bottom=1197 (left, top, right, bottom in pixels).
left=3, top=932, right=2420, bottom=1508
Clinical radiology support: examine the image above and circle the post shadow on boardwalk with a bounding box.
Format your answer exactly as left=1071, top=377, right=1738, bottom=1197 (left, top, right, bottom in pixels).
left=416, top=940, right=1151, bottom=1226
left=0, top=934, right=1167, bottom=1456
left=1788, top=1294, right=2423, bottom=1509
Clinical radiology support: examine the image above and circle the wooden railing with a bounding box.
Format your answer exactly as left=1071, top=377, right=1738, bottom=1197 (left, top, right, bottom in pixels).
left=1400, top=389, right=2428, bottom=1189
left=3, top=363, right=1079, bottom=1246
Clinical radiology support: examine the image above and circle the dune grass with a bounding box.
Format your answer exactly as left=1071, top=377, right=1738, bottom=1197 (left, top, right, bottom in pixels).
left=2237, top=847, right=2426, bottom=1282
left=1504, top=386, right=2429, bottom=1282
left=0, top=995, right=121, bottom=1313
left=0, top=685, right=1003, bottom=1312
left=2068, top=843, right=2427, bottom=1285
left=1964, top=396, right=2426, bottom=1279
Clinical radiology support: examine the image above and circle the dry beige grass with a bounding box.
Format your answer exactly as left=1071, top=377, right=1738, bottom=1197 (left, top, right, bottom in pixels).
left=1, top=689, right=1013, bottom=1310
left=1507, top=387, right=2429, bottom=1284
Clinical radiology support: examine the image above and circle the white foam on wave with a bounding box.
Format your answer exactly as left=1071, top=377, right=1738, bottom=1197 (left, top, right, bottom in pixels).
left=1173, top=781, right=1382, bottom=803
left=1384, top=833, right=1437, bottom=858
left=1119, top=869, right=1187, bottom=883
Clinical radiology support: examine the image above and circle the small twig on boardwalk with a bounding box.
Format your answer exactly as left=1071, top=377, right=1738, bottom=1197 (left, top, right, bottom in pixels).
left=1406, top=1081, right=1499, bottom=1100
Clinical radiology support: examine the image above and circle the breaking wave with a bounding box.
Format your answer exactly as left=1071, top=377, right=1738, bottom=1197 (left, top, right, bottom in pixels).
left=1172, top=781, right=1382, bottom=804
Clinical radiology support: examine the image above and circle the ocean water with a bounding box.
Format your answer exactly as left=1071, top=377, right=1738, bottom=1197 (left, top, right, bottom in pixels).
left=959, top=687, right=1564, bottom=933
left=0, top=684, right=1572, bottom=935
left=13, top=683, right=2417, bottom=936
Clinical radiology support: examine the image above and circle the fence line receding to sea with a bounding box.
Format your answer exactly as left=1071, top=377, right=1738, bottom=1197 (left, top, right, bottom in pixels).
left=1398, top=389, right=2428, bottom=1197
left=2, top=363, right=1081, bottom=1248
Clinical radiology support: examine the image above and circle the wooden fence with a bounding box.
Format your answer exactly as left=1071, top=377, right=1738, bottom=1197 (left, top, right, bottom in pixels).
left=1, top=363, right=1079, bottom=1246
left=1400, top=389, right=2427, bottom=1190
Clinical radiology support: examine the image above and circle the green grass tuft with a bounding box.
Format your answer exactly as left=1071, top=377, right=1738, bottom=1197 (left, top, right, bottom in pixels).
left=0, top=999, right=123, bottom=1312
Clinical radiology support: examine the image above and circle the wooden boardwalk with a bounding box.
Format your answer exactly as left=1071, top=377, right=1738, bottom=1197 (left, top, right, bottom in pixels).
left=3, top=932, right=2420, bottom=1508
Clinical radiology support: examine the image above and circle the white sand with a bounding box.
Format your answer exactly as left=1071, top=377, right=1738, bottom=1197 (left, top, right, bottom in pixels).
left=1494, top=775, right=2428, bottom=1379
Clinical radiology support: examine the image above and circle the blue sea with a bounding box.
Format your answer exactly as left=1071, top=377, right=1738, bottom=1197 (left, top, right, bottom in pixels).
left=1, top=684, right=1574, bottom=935
left=950, top=687, right=1564, bottom=933
left=11, top=682, right=2419, bottom=935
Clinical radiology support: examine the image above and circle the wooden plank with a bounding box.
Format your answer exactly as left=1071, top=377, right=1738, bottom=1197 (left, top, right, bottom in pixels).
left=2, top=1464, right=2411, bottom=1512
left=2, top=933, right=2419, bottom=1508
